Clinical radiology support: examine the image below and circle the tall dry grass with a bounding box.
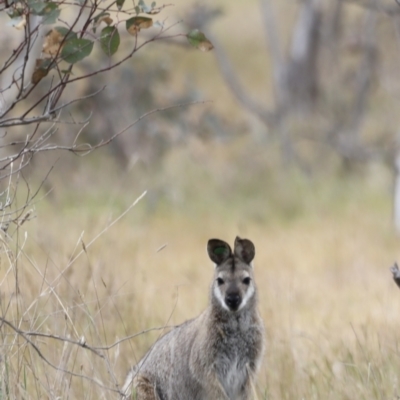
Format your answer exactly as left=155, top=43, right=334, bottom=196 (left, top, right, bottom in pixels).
left=1, top=140, right=400, bottom=399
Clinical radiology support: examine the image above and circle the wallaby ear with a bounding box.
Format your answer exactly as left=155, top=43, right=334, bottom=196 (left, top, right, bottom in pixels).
left=234, top=236, right=255, bottom=265
left=207, top=239, right=232, bottom=265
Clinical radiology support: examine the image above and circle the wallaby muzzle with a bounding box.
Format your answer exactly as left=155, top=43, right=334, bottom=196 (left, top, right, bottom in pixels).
left=225, top=286, right=242, bottom=311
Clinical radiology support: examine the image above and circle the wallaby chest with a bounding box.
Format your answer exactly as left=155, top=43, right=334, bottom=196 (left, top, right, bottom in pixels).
left=212, top=318, right=262, bottom=398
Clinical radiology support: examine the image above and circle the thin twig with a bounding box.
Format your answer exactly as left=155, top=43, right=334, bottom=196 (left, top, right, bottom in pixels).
left=0, top=317, right=123, bottom=394
left=48, top=190, right=147, bottom=289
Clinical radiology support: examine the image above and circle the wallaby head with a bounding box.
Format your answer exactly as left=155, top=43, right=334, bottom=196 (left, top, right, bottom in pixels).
left=208, top=236, right=256, bottom=313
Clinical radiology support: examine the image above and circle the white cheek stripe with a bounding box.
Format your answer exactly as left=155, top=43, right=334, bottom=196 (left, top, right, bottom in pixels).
left=213, top=285, right=230, bottom=311
left=214, top=283, right=255, bottom=312
left=238, top=284, right=255, bottom=310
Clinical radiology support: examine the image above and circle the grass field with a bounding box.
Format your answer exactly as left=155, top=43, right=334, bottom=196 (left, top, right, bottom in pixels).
left=2, top=0, right=400, bottom=398
left=1, top=140, right=400, bottom=399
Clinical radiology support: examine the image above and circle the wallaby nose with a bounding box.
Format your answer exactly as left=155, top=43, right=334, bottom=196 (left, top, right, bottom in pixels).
left=225, top=293, right=241, bottom=311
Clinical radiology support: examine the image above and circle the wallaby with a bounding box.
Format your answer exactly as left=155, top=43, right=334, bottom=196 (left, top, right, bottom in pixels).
left=122, top=237, right=265, bottom=400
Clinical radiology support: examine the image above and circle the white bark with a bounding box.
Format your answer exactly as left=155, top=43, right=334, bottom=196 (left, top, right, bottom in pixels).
left=259, top=0, right=287, bottom=107
left=0, top=15, right=45, bottom=114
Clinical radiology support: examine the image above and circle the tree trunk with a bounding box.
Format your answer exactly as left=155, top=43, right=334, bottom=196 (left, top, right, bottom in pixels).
left=283, top=0, right=321, bottom=114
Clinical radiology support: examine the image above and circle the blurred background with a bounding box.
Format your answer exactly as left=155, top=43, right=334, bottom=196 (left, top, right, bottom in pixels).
left=3, top=0, right=400, bottom=398
left=18, top=0, right=400, bottom=221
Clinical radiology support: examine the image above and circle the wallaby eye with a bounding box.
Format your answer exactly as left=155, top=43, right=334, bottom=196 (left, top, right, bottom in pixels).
left=242, top=277, right=251, bottom=285
left=216, top=278, right=224, bottom=286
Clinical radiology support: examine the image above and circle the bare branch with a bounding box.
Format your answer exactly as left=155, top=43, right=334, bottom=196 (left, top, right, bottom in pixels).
left=206, top=31, right=275, bottom=127
left=0, top=86, right=105, bottom=128
left=0, top=316, right=123, bottom=394
left=0, top=318, right=175, bottom=352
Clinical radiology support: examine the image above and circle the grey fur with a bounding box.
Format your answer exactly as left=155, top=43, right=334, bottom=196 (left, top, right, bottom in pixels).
left=122, top=237, right=265, bottom=400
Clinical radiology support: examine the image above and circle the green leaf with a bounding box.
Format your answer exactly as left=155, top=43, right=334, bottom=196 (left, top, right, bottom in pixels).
left=136, top=0, right=151, bottom=13
left=147, top=1, right=162, bottom=14
left=43, top=27, right=77, bottom=55
left=61, top=38, right=94, bottom=64
left=126, top=16, right=153, bottom=35
left=6, top=7, right=23, bottom=19
left=187, top=29, right=213, bottom=52
left=116, top=0, right=125, bottom=10
left=40, top=3, right=60, bottom=25
left=92, top=12, right=113, bottom=33
left=100, top=26, right=120, bottom=57
left=93, top=12, right=111, bottom=24
left=27, top=0, right=47, bottom=14
left=54, top=26, right=77, bottom=40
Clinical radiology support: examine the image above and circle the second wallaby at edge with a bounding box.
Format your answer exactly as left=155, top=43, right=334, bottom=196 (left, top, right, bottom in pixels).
left=122, top=236, right=265, bottom=400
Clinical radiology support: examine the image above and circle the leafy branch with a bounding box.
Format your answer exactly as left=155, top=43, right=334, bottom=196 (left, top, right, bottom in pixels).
left=0, top=0, right=213, bottom=230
